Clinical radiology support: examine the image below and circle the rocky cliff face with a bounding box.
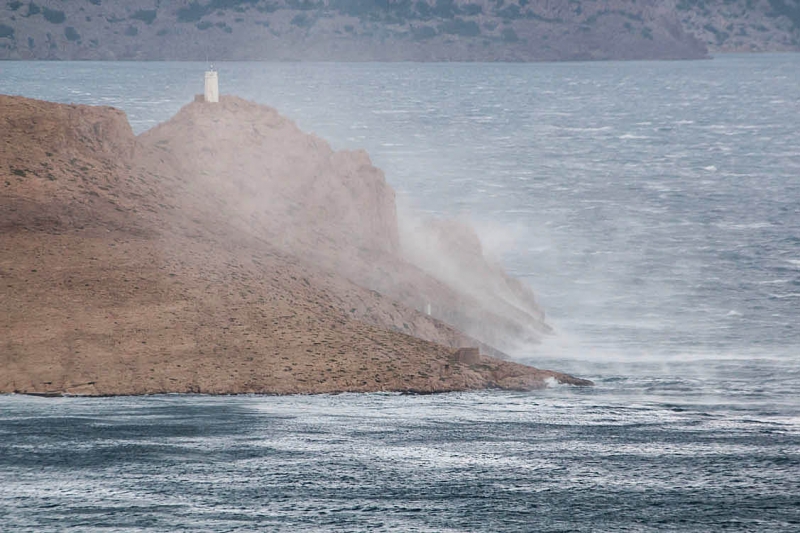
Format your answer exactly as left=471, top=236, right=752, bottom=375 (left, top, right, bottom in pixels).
left=0, top=93, right=591, bottom=396
left=0, top=0, right=719, bottom=61
left=138, top=96, right=552, bottom=355
left=137, top=97, right=400, bottom=257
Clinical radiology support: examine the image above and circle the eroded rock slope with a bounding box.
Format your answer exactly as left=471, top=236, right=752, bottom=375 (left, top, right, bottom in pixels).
left=0, top=94, right=591, bottom=395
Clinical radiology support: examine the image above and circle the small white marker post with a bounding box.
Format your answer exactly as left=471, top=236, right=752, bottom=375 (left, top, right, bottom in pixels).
left=204, top=69, right=219, bottom=103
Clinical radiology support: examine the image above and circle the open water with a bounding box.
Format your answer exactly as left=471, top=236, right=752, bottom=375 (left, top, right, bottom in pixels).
left=1, top=55, right=799, bottom=531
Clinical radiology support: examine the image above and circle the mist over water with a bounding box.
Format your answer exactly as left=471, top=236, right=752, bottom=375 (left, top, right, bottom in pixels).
left=4, top=57, right=796, bottom=356
left=1, top=56, right=799, bottom=530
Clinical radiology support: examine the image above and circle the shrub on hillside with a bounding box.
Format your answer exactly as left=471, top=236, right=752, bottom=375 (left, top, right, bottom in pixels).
left=131, top=10, right=157, bottom=25
left=43, top=7, right=66, bottom=24
left=64, top=26, right=80, bottom=41
left=412, top=25, right=437, bottom=39
left=439, top=18, right=480, bottom=37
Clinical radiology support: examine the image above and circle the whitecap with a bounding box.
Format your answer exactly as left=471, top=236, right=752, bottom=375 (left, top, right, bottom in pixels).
left=370, top=109, right=410, bottom=115
left=714, top=221, right=773, bottom=230
left=552, top=126, right=613, bottom=133
left=768, top=293, right=800, bottom=299
left=544, top=376, right=561, bottom=388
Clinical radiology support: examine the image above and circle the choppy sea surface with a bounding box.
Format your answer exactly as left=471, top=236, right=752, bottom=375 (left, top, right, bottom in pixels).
left=1, top=55, right=799, bottom=531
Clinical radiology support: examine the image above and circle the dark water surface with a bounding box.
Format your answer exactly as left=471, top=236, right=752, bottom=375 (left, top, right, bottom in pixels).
left=1, top=55, right=799, bottom=531
left=2, top=391, right=798, bottom=532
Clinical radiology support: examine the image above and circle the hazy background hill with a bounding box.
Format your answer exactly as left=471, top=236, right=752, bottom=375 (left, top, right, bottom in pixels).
left=1, top=0, right=796, bottom=61
left=5, top=0, right=786, bottom=61
left=0, top=1, right=797, bottom=58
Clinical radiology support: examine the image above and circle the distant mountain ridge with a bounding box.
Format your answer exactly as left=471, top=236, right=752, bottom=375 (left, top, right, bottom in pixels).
left=0, top=0, right=694, bottom=60
left=0, top=1, right=797, bottom=61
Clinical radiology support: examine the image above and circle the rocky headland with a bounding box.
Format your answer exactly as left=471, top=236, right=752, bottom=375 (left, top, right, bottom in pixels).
left=0, top=93, right=592, bottom=396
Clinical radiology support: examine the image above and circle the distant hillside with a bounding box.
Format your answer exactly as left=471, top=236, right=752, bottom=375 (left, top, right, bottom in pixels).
left=676, top=0, right=800, bottom=52
left=0, top=0, right=710, bottom=61
left=0, top=1, right=797, bottom=61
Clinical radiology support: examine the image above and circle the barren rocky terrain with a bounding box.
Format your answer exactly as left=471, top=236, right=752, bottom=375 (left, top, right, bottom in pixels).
left=0, top=93, right=592, bottom=395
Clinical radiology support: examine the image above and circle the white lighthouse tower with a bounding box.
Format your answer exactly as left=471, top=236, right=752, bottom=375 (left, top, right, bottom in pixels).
left=204, top=66, right=219, bottom=103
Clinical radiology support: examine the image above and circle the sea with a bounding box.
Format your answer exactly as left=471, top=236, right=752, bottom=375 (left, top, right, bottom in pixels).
left=1, top=55, right=799, bottom=531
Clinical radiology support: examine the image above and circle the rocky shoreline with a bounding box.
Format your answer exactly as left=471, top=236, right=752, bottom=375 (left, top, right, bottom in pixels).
left=0, top=93, right=592, bottom=396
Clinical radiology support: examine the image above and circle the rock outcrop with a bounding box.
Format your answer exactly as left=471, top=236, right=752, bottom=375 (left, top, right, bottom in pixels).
left=0, top=94, right=592, bottom=396
left=137, top=96, right=553, bottom=355
left=137, top=97, right=400, bottom=257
